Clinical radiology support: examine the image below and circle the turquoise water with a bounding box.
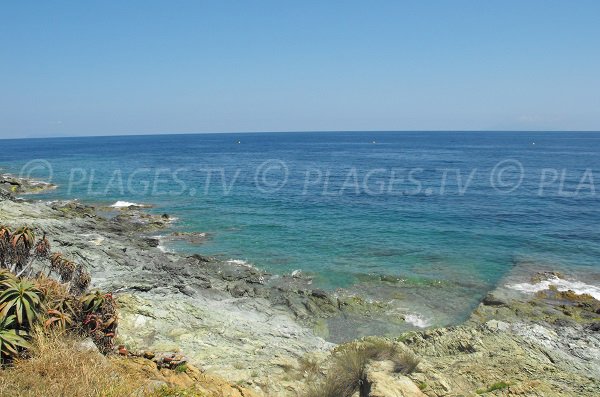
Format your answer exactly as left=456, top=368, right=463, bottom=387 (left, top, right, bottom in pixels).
left=2, top=132, right=600, bottom=325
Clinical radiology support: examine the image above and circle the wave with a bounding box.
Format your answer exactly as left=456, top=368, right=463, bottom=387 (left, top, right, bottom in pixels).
left=151, top=234, right=173, bottom=253
left=110, top=201, right=145, bottom=208
left=404, top=313, right=431, bottom=328
left=507, top=275, right=600, bottom=300
left=226, top=259, right=249, bottom=266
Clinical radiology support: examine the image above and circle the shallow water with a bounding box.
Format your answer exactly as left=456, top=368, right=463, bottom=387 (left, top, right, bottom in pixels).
left=2, top=131, right=600, bottom=326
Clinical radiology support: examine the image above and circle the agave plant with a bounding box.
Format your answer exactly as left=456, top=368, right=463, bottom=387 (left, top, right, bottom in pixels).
left=0, top=225, right=11, bottom=268
left=0, top=279, right=42, bottom=328
left=0, top=314, right=30, bottom=363
left=9, top=227, right=35, bottom=273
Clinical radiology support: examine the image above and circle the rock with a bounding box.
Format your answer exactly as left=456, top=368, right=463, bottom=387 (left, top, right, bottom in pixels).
left=363, top=361, right=427, bottom=397
left=482, top=293, right=507, bottom=306
left=484, top=320, right=510, bottom=332
left=586, top=322, right=600, bottom=332
left=74, top=337, right=100, bottom=354
left=311, top=289, right=328, bottom=299
left=189, top=254, right=213, bottom=263
left=144, top=237, right=160, bottom=247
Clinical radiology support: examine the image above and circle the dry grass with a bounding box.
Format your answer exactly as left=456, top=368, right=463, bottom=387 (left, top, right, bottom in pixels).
left=0, top=329, right=144, bottom=397
left=303, top=338, right=420, bottom=397
left=297, top=355, right=322, bottom=379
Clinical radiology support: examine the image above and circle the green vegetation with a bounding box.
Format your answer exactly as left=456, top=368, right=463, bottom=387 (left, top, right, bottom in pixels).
left=174, top=363, right=188, bottom=373
left=0, top=224, right=117, bottom=363
left=477, top=381, right=510, bottom=394
left=146, top=385, right=205, bottom=397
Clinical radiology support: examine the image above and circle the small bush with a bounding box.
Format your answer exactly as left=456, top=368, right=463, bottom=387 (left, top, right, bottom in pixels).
left=304, top=338, right=421, bottom=397
left=297, top=355, right=322, bottom=378
left=477, top=381, right=510, bottom=394
left=174, top=363, right=188, bottom=373
left=391, top=351, right=420, bottom=375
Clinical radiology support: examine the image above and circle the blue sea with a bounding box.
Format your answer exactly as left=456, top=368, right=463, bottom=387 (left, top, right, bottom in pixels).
left=2, top=132, right=600, bottom=328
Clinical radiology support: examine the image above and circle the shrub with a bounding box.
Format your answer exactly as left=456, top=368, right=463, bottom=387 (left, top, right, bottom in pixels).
left=0, top=225, right=114, bottom=361
left=304, top=338, right=421, bottom=397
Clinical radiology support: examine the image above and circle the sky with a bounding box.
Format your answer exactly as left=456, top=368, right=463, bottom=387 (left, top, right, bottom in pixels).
left=1, top=1, right=600, bottom=138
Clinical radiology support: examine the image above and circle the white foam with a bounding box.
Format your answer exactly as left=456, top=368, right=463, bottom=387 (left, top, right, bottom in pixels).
left=404, top=313, right=431, bottom=328
left=507, top=275, right=600, bottom=301
left=157, top=244, right=170, bottom=253
left=110, top=201, right=144, bottom=208
left=291, top=269, right=302, bottom=277
left=226, top=259, right=249, bottom=266
left=151, top=235, right=172, bottom=253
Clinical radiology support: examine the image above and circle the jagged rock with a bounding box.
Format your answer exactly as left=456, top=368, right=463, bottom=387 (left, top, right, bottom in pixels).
left=144, top=237, right=160, bottom=247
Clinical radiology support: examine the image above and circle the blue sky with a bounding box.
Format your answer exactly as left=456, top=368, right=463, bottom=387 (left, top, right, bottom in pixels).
left=1, top=1, right=599, bottom=138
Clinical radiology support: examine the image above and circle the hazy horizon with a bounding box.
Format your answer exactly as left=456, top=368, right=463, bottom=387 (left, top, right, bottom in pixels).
left=3, top=129, right=600, bottom=141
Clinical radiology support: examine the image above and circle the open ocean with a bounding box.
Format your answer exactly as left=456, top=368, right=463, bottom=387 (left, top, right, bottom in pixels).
left=2, top=131, right=600, bottom=329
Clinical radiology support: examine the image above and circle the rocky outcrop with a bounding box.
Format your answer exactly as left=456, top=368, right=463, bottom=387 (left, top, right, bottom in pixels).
left=363, top=361, right=426, bottom=397
left=113, top=356, right=261, bottom=397
left=2, top=184, right=599, bottom=396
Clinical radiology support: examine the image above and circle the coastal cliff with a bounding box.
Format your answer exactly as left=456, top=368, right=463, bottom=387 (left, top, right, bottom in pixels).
left=0, top=179, right=598, bottom=396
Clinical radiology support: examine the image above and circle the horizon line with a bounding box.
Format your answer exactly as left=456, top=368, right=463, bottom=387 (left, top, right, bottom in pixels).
left=2, top=129, right=600, bottom=141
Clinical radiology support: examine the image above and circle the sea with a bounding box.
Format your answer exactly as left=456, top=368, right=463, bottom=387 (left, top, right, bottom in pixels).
left=2, top=131, right=600, bottom=331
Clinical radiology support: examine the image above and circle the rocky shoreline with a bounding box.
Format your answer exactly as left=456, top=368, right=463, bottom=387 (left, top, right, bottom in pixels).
left=1, top=177, right=599, bottom=396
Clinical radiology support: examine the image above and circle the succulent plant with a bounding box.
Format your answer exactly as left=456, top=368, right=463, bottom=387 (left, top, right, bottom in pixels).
left=0, top=314, right=30, bottom=363
left=0, top=279, right=42, bottom=328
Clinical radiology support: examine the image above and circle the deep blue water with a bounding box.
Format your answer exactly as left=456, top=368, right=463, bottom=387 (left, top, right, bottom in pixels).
left=2, top=132, right=600, bottom=325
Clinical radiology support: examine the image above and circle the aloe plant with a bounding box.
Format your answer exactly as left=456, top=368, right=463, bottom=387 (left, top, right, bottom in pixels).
left=44, top=308, right=73, bottom=330
left=16, top=233, right=52, bottom=278
left=0, top=314, right=30, bottom=363
left=58, top=260, right=76, bottom=283
left=0, top=269, right=17, bottom=284
left=70, top=266, right=91, bottom=295
left=9, top=227, right=35, bottom=273
left=0, top=225, right=11, bottom=268
left=80, top=291, right=107, bottom=313
left=0, top=279, right=42, bottom=328
left=34, top=233, right=50, bottom=259
left=48, top=252, right=64, bottom=276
